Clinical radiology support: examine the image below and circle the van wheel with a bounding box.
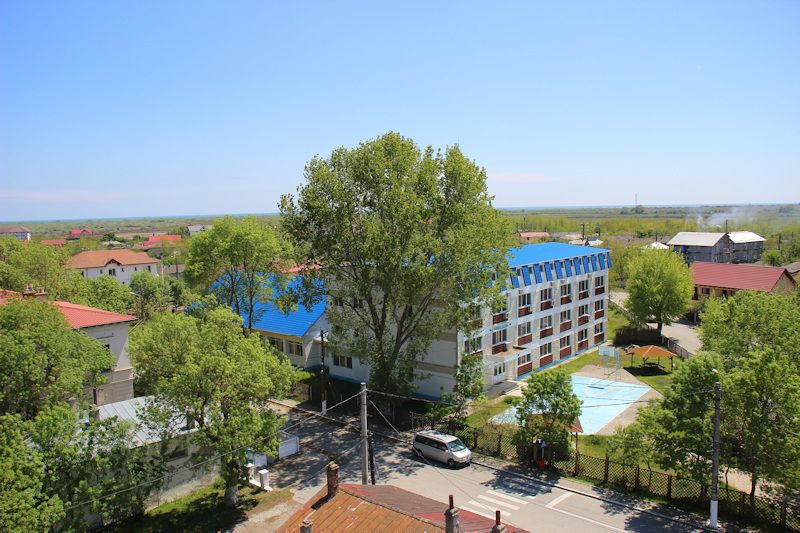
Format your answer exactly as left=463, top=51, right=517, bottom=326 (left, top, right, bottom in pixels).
left=447, top=459, right=455, bottom=467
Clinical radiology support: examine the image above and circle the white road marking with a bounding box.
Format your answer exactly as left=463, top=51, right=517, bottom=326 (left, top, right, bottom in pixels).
left=462, top=503, right=499, bottom=520
left=547, top=506, right=628, bottom=532
left=486, top=490, right=528, bottom=505
left=478, top=494, right=520, bottom=510
left=546, top=491, right=573, bottom=508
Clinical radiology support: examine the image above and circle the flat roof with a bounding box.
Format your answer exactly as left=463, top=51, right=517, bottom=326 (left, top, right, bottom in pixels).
left=508, top=242, right=608, bottom=267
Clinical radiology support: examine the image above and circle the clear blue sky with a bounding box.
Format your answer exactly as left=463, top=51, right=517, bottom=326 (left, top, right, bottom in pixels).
left=1, top=1, right=798, bottom=220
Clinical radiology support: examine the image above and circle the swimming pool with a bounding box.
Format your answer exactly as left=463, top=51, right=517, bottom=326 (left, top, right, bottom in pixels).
left=489, top=375, right=651, bottom=434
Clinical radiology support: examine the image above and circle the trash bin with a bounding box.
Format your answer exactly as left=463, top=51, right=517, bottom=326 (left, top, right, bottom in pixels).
left=537, top=458, right=545, bottom=470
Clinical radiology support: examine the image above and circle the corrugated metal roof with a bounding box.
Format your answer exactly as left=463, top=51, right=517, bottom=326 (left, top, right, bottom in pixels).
left=727, top=231, right=766, bottom=243
left=666, top=232, right=725, bottom=247
left=691, top=262, right=793, bottom=292
left=243, top=275, right=326, bottom=337
left=97, top=397, right=193, bottom=446
left=508, top=243, right=609, bottom=267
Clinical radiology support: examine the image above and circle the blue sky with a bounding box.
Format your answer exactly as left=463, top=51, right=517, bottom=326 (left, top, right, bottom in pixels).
left=1, top=1, right=798, bottom=220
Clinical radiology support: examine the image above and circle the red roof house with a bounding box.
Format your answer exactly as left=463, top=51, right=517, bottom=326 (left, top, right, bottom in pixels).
left=0, top=289, right=135, bottom=328
left=67, top=228, right=94, bottom=240
left=691, top=261, right=796, bottom=298
left=41, top=238, right=67, bottom=247
left=68, top=249, right=159, bottom=269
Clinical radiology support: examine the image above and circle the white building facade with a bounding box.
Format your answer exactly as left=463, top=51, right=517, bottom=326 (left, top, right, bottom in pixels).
left=68, top=250, right=160, bottom=285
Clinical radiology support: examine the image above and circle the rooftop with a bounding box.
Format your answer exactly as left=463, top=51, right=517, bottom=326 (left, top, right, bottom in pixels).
left=667, top=232, right=725, bottom=247
left=691, top=262, right=794, bottom=292
left=727, top=230, right=766, bottom=244
left=243, top=275, right=326, bottom=337
left=0, top=226, right=31, bottom=233
left=68, top=249, right=159, bottom=269
left=508, top=242, right=609, bottom=267
left=0, top=290, right=136, bottom=328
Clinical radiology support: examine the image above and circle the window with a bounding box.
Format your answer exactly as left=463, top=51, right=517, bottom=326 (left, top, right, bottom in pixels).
left=99, top=269, right=103, bottom=274
left=560, top=309, right=571, bottom=323
left=463, top=337, right=481, bottom=354
left=578, top=329, right=588, bottom=342
left=333, top=354, right=353, bottom=368
left=134, top=267, right=138, bottom=271
left=579, top=280, right=589, bottom=292
left=560, top=284, right=571, bottom=297
left=595, top=276, right=605, bottom=288
left=539, top=316, right=552, bottom=329
left=493, top=363, right=506, bottom=376
left=492, top=329, right=508, bottom=345
left=108, top=268, right=116, bottom=276
left=287, top=341, right=303, bottom=357
left=517, top=353, right=531, bottom=365
left=121, top=267, right=125, bottom=272
left=469, top=305, right=482, bottom=321
left=701, top=287, right=710, bottom=295
left=146, top=265, right=152, bottom=272
left=539, top=288, right=552, bottom=301
left=578, top=304, right=589, bottom=316
left=518, top=293, right=531, bottom=307
left=517, top=322, right=532, bottom=336
left=268, top=337, right=283, bottom=351
left=540, top=343, right=552, bottom=356
left=595, top=323, right=604, bottom=335
left=560, top=335, right=571, bottom=348
left=594, top=300, right=604, bottom=311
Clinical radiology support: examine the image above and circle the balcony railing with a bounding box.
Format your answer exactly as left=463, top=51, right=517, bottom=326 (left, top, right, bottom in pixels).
left=559, top=321, right=572, bottom=332
left=594, top=310, right=605, bottom=320
left=491, top=343, right=507, bottom=355
left=594, top=333, right=605, bottom=344
left=518, top=306, right=532, bottom=317
left=540, top=300, right=553, bottom=311
left=578, top=315, right=590, bottom=325
left=578, top=340, right=589, bottom=351
left=595, top=287, right=605, bottom=295
left=578, top=291, right=589, bottom=300
left=492, top=312, right=508, bottom=325
left=559, top=347, right=572, bottom=358
left=517, top=333, right=532, bottom=345
left=560, top=296, right=572, bottom=305
left=539, top=327, right=553, bottom=338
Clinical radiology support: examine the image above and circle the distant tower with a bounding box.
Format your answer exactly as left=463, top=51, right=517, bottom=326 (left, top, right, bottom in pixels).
left=635, top=193, right=638, bottom=206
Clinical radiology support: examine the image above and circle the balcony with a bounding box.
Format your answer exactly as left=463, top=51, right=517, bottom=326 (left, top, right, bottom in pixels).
left=594, top=310, right=605, bottom=320
left=559, top=321, right=572, bottom=332
left=540, top=300, right=553, bottom=311
left=539, top=327, right=553, bottom=338
left=517, top=333, right=532, bottom=345
left=594, top=333, right=605, bottom=344
left=517, top=361, right=533, bottom=377
left=559, top=347, right=572, bottom=358
left=578, top=340, right=589, bottom=351
left=539, top=354, right=553, bottom=367
left=518, top=306, right=532, bottom=318
left=492, top=312, right=508, bottom=325
left=578, top=291, right=589, bottom=300
left=491, top=343, right=507, bottom=355
left=595, top=287, right=605, bottom=296
left=578, top=315, right=590, bottom=325
left=560, top=296, right=572, bottom=305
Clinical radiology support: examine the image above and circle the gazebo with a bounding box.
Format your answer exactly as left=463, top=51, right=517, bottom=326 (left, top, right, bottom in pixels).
left=625, top=344, right=677, bottom=370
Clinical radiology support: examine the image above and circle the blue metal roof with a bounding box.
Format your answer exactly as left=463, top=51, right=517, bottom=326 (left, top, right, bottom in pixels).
left=521, top=266, right=532, bottom=286
left=508, top=242, right=609, bottom=267
left=242, top=276, right=327, bottom=337
left=532, top=264, right=543, bottom=283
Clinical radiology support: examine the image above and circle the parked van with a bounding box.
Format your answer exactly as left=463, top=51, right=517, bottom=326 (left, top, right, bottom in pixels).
left=412, top=430, right=472, bottom=467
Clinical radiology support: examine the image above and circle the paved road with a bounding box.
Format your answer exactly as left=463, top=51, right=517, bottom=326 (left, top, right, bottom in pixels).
left=266, top=411, right=712, bottom=532
left=611, top=291, right=702, bottom=354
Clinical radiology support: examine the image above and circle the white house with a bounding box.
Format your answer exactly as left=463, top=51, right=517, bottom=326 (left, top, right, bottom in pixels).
left=0, top=225, right=31, bottom=241
left=68, top=250, right=160, bottom=285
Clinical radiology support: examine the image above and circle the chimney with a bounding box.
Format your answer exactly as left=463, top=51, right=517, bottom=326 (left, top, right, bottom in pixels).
left=445, top=494, right=460, bottom=533
left=300, top=518, right=313, bottom=533
left=326, top=462, right=339, bottom=498
left=22, top=284, right=47, bottom=300
left=491, top=510, right=506, bottom=533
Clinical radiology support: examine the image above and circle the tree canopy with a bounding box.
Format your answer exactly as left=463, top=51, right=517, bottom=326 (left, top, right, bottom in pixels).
left=86, top=275, right=133, bottom=314
left=280, top=132, right=513, bottom=395
left=624, top=249, right=692, bottom=332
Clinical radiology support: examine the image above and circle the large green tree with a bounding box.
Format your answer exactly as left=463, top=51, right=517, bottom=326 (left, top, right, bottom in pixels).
left=625, top=249, right=692, bottom=333
left=86, top=275, right=133, bottom=314
left=129, top=271, right=171, bottom=320
left=513, top=371, right=581, bottom=464
left=0, top=299, right=114, bottom=418
left=184, top=216, right=291, bottom=330
left=129, top=308, right=299, bottom=507
left=280, top=132, right=513, bottom=395
left=0, top=238, right=87, bottom=302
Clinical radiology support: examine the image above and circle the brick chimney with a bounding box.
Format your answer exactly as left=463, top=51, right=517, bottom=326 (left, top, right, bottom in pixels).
left=445, top=494, right=460, bottom=533
left=491, top=510, right=506, bottom=533
left=326, top=462, right=339, bottom=499
left=299, top=518, right=313, bottom=533
left=22, top=284, right=47, bottom=300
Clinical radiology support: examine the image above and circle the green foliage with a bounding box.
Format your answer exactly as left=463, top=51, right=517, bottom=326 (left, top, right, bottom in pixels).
left=86, top=275, right=133, bottom=314
left=0, top=299, right=114, bottom=418
left=129, top=308, right=300, bottom=507
left=280, top=132, right=513, bottom=396
left=184, top=216, right=291, bottom=330
left=0, top=238, right=88, bottom=302
left=0, top=414, right=64, bottom=531
left=434, top=352, right=486, bottom=423
left=514, top=371, right=581, bottom=462
left=625, top=249, right=692, bottom=332
left=761, top=249, right=783, bottom=266
left=130, top=272, right=171, bottom=320
left=701, top=291, right=800, bottom=370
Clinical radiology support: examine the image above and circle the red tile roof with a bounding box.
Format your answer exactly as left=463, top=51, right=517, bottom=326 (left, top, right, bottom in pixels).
left=0, top=291, right=135, bottom=328
left=691, top=262, right=794, bottom=292
left=277, top=484, right=528, bottom=533
left=41, top=239, right=67, bottom=246
left=68, top=250, right=159, bottom=269
left=68, top=228, right=93, bottom=236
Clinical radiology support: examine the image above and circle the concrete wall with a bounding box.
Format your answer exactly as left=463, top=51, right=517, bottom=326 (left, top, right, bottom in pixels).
left=83, top=322, right=134, bottom=405
left=77, top=262, right=159, bottom=285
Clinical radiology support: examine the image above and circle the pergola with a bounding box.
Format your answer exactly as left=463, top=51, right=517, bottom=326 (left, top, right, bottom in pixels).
left=625, top=344, right=677, bottom=370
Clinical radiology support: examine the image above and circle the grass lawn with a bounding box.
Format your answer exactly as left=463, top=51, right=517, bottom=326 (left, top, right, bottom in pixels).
left=466, top=396, right=520, bottom=429
left=107, top=481, right=293, bottom=533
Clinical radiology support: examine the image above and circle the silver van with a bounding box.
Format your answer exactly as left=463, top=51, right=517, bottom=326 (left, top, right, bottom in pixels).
left=412, top=430, right=472, bottom=467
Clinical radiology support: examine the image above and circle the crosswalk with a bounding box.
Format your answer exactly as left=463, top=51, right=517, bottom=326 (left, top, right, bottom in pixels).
left=461, top=489, right=530, bottom=520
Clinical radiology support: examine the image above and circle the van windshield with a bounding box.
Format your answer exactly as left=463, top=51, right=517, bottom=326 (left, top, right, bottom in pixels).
left=447, top=439, right=467, bottom=452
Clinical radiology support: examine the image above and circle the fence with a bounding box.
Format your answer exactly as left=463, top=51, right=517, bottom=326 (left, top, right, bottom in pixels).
left=416, top=416, right=799, bottom=531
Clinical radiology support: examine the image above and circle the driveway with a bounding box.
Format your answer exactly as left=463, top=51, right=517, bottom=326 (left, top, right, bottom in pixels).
left=611, top=291, right=702, bottom=355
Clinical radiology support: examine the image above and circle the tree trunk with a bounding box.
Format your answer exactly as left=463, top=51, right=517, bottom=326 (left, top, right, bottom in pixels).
left=224, top=483, right=239, bottom=507
left=657, top=322, right=663, bottom=334
left=749, top=474, right=757, bottom=514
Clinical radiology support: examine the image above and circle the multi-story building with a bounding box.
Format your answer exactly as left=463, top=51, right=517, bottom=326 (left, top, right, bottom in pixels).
left=67, top=249, right=160, bottom=284
left=248, top=243, right=611, bottom=399
left=667, top=231, right=765, bottom=264
left=0, top=225, right=31, bottom=241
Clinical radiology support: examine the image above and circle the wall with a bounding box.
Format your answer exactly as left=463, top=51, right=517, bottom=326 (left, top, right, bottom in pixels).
left=78, top=262, right=159, bottom=285
left=83, top=322, right=134, bottom=405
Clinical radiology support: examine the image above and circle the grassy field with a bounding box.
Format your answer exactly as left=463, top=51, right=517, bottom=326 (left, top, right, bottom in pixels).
left=107, top=482, right=292, bottom=533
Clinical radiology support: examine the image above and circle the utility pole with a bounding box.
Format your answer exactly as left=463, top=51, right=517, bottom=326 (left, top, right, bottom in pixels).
left=580, top=223, right=586, bottom=240
left=320, top=330, right=328, bottom=415
left=360, top=382, right=368, bottom=485
left=710, top=381, right=721, bottom=529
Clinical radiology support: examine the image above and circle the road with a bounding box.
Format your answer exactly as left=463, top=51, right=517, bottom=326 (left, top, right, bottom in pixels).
left=265, top=411, right=711, bottom=532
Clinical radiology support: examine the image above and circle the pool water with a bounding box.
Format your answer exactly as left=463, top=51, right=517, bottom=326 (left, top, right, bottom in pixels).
left=490, top=375, right=651, bottom=434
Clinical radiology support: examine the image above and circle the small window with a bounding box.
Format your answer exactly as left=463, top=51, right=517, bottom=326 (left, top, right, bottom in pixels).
left=268, top=337, right=283, bottom=351
left=560, top=335, right=571, bottom=348
left=578, top=304, right=589, bottom=316
left=333, top=354, right=353, bottom=368
left=463, top=337, right=481, bottom=354
left=560, top=309, right=571, bottom=323
left=701, top=287, right=710, bottom=295
left=539, top=288, right=552, bottom=301
left=539, top=316, right=552, bottom=329
left=99, top=269, right=103, bottom=274
left=134, top=266, right=138, bottom=271
left=146, top=265, right=152, bottom=272
left=517, top=322, right=532, bottom=336
left=108, top=268, right=116, bottom=276
left=595, top=276, right=605, bottom=287
left=540, top=343, right=552, bottom=357
left=491, top=329, right=508, bottom=345
left=121, top=267, right=125, bottom=272
left=579, top=280, right=589, bottom=292
left=578, top=329, right=588, bottom=342
left=287, top=341, right=303, bottom=357
left=594, top=300, right=604, bottom=311
left=595, top=323, right=604, bottom=334
left=517, top=353, right=531, bottom=365
left=518, top=293, right=531, bottom=307
left=560, top=284, right=571, bottom=297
